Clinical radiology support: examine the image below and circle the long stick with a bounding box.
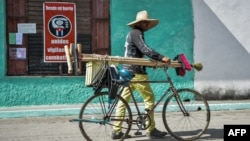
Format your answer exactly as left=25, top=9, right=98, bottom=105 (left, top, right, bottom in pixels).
left=80, top=54, right=182, bottom=68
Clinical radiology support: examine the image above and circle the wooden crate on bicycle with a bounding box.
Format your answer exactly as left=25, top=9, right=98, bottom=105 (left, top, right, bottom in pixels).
left=85, top=61, right=118, bottom=86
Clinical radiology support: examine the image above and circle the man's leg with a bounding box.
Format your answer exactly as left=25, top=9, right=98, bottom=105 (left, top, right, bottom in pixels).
left=134, top=74, right=167, bottom=139
left=113, top=86, right=133, bottom=133
left=133, top=74, right=155, bottom=132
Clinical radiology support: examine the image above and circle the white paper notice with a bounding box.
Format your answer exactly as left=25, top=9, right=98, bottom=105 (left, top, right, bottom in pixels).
left=16, top=33, right=23, bottom=45
left=16, top=48, right=26, bottom=59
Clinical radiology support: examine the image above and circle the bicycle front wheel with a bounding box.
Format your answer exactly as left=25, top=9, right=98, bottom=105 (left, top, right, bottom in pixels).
left=79, top=92, right=132, bottom=141
left=162, top=88, right=210, bottom=141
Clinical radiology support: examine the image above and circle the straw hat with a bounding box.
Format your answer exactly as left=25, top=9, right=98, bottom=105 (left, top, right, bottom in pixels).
left=127, top=10, right=159, bottom=30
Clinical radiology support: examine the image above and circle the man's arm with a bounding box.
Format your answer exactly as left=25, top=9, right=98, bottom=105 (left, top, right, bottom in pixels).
left=131, top=29, right=170, bottom=65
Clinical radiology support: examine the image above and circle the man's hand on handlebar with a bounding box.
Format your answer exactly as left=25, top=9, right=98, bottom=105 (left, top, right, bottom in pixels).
left=162, top=57, right=171, bottom=65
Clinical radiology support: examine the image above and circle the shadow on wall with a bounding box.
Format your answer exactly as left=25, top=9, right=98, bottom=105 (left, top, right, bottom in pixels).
left=193, top=0, right=250, bottom=80
left=192, top=0, right=250, bottom=100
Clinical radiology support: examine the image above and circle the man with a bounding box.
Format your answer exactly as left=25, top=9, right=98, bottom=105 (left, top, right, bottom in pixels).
left=112, top=10, right=171, bottom=139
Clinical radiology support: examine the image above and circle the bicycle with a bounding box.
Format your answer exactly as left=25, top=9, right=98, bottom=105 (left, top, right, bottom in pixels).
left=70, top=60, right=210, bottom=141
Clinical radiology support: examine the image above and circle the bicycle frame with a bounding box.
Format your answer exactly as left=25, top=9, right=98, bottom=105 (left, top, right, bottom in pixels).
left=73, top=61, right=210, bottom=141
left=126, top=67, right=189, bottom=117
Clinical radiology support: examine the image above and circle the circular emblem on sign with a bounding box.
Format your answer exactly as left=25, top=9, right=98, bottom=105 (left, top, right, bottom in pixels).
left=48, top=15, right=71, bottom=38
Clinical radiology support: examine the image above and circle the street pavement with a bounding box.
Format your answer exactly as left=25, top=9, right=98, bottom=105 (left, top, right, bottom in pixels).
left=0, top=100, right=250, bottom=141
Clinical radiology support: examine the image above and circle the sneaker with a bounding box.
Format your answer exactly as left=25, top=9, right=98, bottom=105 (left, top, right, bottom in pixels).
left=146, top=128, right=167, bottom=139
left=112, top=131, right=131, bottom=140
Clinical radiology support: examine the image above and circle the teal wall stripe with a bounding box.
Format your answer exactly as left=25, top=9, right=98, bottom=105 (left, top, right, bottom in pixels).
left=1, top=101, right=250, bottom=118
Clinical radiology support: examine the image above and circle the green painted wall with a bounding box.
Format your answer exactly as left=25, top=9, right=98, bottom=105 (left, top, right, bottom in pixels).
left=0, top=77, right=93, bottom=107
left=0, top=0, right=194, bottom=107
left=110, top=0, right=194, bottom=100
left=0, top=0, right=6, bottom=77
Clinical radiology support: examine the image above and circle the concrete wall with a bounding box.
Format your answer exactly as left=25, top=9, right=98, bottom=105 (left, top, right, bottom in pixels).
left=1, top=0, right=250, bottom=108
left=192, top=0, right=250, bottom=99
left=0, top=0, right=195, bottom=107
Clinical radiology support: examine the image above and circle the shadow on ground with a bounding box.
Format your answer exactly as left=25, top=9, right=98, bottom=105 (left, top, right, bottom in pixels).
left=129, top=128, right=223, bottom=141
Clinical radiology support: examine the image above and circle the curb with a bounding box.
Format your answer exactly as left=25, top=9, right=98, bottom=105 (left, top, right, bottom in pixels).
left=1, top=101, right=250, bottom=119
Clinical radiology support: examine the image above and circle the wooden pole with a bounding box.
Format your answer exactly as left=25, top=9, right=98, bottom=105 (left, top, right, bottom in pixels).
left=71, top=43, right=78, bottom=75
left=80, top=53, right=183, bottom=68
left=64, top=45, right=73, bottom=74
left=64, top=53, right=187, bottom=74
left=77, top=43, right=82, bottom=74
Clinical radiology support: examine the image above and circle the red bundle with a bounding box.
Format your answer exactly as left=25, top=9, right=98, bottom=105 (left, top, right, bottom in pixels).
left=174, top=53, right=192, bottom=76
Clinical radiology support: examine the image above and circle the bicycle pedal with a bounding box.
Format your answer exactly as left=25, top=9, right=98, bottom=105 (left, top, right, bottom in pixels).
left=134, top=131, right=142, bottom=135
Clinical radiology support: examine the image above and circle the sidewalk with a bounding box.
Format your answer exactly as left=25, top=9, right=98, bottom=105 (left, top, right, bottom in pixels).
left=0, top=100, right=250, bottom=141
left=0, top=109, right=250, bottom=141
left=1, top=100, right=250, bottom=118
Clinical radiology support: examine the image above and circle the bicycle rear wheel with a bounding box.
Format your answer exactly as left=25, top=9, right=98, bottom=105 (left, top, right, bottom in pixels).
left=79, top=92, right=132, bottom=141
left=162, top=88, right=210, bottom=141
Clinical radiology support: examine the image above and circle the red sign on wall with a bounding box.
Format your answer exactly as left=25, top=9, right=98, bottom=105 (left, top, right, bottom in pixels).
left=43, top=2, right=76, bottom=62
